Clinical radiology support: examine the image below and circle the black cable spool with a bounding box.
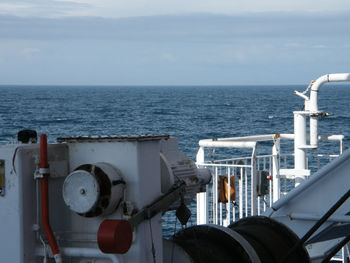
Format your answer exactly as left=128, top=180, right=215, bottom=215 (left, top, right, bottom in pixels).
left=228, top=216, right=310, bottom=263
left=171, top=216, right=310, bottom=263
left=172, top=224, right=256, bottom=263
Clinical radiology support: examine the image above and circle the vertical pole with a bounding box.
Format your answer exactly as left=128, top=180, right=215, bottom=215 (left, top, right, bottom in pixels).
left=225, top=166, right=231, bottom=226
left=244, top=163, right=248, bottom=217
left=196, top=147, right=208, bottom=224
left=239, top=167, right=243, bottom=219
left=269, top=156, right=273, bottom=206
left=214, top=167, right=218, bottom=224
left=251, top=144, right=258, bottom=216
left=310, top=116, right=318, bottom=148
left=294, top=111, right=307, bottom=186
left=272, top=137, right=280, bottom=202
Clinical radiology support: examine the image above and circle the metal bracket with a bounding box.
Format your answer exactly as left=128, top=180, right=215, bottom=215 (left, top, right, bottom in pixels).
left=128, top=182, right=185, bottom=228
left=310, top=112, right=333, bottom=118
left=34, top=169, right=44, bottom=179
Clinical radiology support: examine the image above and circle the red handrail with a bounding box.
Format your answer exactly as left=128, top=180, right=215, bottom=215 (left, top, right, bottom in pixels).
left=40, top=134, right=60, bottom=257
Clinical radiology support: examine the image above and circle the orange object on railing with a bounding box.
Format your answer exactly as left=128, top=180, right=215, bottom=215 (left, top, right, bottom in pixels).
left=218, top=175, right=236, bottom=203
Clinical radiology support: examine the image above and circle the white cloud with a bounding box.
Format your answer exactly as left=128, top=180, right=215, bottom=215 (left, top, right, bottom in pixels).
left=312, top=44, right=327, bottom=49
left=0, top=0, right=89, bottom=18
left=1, top=0, right=350, bottom=18
left=161, top=52, right=176, bottom=62
left=285, top=42, right=305, bottom=48
left=20, top=47, right=40, bottom=59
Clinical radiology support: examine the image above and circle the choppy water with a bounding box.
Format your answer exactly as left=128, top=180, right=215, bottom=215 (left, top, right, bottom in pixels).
left=1, top=84, right=350, bottom=237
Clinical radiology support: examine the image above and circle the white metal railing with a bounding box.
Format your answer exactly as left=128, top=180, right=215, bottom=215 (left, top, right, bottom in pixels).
left=196, top=134, right=343, bottom=226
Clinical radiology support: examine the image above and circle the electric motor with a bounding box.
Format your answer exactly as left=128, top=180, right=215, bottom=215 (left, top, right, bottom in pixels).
left=62, top=162, right=125, bottom=217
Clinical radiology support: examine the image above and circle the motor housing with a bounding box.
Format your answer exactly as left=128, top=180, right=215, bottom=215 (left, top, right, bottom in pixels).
left=63, top=162, right=125, bottom=217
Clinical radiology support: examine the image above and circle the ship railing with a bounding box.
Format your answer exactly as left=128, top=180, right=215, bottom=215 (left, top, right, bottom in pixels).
left=195, top=133, right=343, bottom=226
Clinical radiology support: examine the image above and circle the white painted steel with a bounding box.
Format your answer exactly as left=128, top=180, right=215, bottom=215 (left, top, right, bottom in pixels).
left=196, top=144, right=341, bottom=226
left=279, top=169, right=311, bottom=177
left=294, top=111, right=308, bottom=186
left=225, top=167, right=231, bottom=227
left=310, top=116, right=318, bottom=148
left=264, top=148, right=350, bottom=260
left=289, top=213, right=350, bottom=223
left=199, top=140, right=256, bottom=148
left=196, top=192, right=208, bottom=225
left=1, top=136, right=212, bottom=263
left=308, top=73, right=350, bottom=148
left=63, top=169, right=100, bottom=214
left=268, top=148, right=350, bottom=212
left=250, top=146, right=258, bottom=216
left=36, top=247, right=122, bottom=263
left=194, top=73, right=350, bottom=261
left=196, top=146, right=205, bottom=165
left=239, top=167, right=243, bottom=219
left=309, top=73, right=350, bottom=113
left=272, top=139, right=280, bottom=202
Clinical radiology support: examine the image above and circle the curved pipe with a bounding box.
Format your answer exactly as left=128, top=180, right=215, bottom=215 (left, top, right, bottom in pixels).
left=40, top=134, right=61, bottom=262
left=309, top=73, right=350, bottom=147
left=309, top=73, right=350, bottom=112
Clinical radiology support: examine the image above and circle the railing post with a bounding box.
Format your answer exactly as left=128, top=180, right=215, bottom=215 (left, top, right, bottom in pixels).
left=251, top=143, right=258, bottom=216
left=224, top=166, right=231, bottom=226
left=272, top=137, right=280, bottom=202
left=196, top=147, right=209, bottom=224
left=239, top=167, right=243, bottom=219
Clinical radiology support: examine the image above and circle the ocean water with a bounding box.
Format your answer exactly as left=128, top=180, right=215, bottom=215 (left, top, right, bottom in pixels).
left=1, top=84, right=350, bottom=237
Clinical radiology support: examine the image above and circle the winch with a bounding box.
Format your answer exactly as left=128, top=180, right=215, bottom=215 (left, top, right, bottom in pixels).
left=0, top=134, right=211, bottom=263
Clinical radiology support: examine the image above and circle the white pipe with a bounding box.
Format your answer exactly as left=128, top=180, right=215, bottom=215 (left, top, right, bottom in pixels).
left=206, top=134, right=294, bottom=142
left=318, top=135, right=344, bottom=141
left=310, top=116, right=318, bottom=148
left=37, top=247, right=121, bottom=263
left=62, top=247, right=121, bottom=263
left=214, top=134, right=277, bottom=142
left=272, top=139, right=280, bottom=202
left=251, top=146, right=258, bottom=216
left=294, top=111, right=307, bottom=186
left=199, top=134, right=294, bottom=149
left=309, top=73, right=350, bottom=147
left=196, top=146, right=208, bottom=225
left=199, top=140, right=256, bottom=148
left=280, top=134, right=295, bottom=140
left=310, top=73, right=350, bottom=112
left=196, top=147, right=205, bottom=165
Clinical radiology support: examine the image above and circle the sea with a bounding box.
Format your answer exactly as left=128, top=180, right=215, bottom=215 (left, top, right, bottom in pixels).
left=1, top=84, right=350, bottom=237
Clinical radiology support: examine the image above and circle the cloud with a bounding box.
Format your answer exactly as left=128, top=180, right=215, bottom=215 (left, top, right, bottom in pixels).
left=285, top=43, right=305, bottom=48
left=161, top=52, right=176, bottom=62
left=0, top=12, right=349, bottom=85
left=0, top=0, right=89, bottom=18
left=20, top=47, right=40, bottom=59
left=2, top=0, right=350, bottom=18
left=1, top=13, right=350, bottom=42
left=312, top=44, right=327, bottom=49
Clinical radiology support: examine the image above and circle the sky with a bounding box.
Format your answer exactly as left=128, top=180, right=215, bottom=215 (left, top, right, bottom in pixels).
left=0, top=0, right=350, bottom=85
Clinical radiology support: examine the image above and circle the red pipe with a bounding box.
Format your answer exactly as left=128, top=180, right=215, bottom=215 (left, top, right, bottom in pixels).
left=40, top=134, right=60, bottom=256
